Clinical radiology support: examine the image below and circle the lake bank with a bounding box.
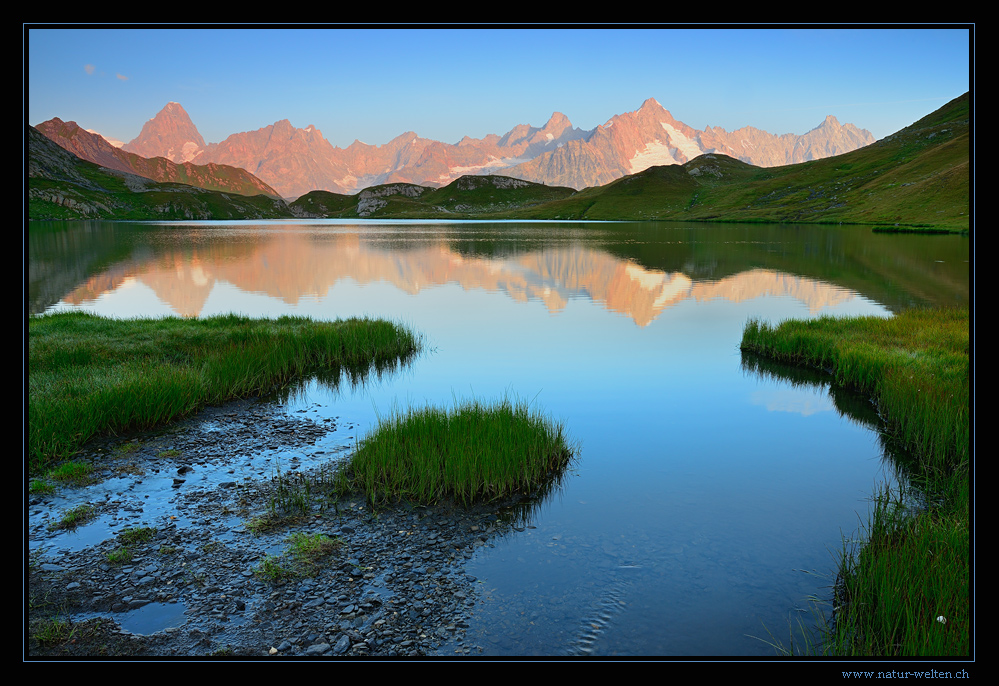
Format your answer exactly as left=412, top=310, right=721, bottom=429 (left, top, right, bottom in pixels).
left=740, top=307, right=970, bottom=656
left=28, top=312, right=420, bottom=473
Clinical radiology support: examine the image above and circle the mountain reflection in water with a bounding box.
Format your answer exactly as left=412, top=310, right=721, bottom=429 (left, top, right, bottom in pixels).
left=28, top=220, right=969, bottom=656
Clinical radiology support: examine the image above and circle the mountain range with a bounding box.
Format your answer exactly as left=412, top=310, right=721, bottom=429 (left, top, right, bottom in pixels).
left=28, top=93, right=967, bottom=231
left=108, top=99, right=875, bottom=200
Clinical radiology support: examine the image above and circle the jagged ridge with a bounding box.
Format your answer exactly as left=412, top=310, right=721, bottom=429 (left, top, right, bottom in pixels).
left=118, top=100, right=873, bottom=199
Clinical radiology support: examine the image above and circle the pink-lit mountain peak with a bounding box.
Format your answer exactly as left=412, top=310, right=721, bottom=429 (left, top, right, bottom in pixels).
left=123, top=101, right=205, bottom=164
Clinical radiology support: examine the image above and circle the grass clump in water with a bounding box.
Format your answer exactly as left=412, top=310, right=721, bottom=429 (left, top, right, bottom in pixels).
left=740, top=307, right=969, bottom=656
left=49, top=504, right=97, bottom=531
left=340, top=397, right=577, bottom=507
left=106, top=547, right=133, bottom=565
left=28, top=311, right=420, bottom=473
left=253, top=554, right=296, bottom=583
left=118, top=526, right=156, bottom=545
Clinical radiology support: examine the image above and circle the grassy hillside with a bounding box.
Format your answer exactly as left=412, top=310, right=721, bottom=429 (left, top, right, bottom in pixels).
left=27, top=126, right=294, bottom=221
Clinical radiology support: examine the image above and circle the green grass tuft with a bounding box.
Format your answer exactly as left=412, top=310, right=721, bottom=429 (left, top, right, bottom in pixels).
left=49, top=504, right=97, bottom=531
left=106, top=547, right=133, bottom=565
left=339, top=397, right=577, bottom=507
left=47, top=461, right=93, bottom=486
left=252, top=532, right=343, bottom=582
left=118, top=526, right=156, bottom=545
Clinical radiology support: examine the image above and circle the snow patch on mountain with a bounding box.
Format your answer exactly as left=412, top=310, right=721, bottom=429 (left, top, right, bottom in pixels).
left=661, top=123, right=704, bottom=160
left=629, top=141, right=684, bottom=173
left=179, top=141, right=202, bottom=162
left=628, top=123, right=711, bottom=174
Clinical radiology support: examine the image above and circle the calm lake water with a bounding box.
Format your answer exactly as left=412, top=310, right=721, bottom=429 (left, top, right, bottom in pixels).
left=28, top=219, right=969, bottom=656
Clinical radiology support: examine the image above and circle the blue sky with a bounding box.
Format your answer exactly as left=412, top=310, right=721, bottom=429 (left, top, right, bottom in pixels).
left=26, top=26, right=972, bottom=148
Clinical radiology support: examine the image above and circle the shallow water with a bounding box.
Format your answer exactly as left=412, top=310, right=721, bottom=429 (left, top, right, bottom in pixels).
left=28, top=219, right=969, bottom=656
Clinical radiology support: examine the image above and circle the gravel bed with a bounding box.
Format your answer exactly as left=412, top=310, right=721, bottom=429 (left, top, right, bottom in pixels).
left=26, top=397, right=527, bottom=658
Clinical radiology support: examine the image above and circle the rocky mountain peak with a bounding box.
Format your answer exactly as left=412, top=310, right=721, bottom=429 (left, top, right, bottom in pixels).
left=544, top=111, right=570, bottom=127
left=639, top=97, right=664, bottom=111
left=123, top=102, right=205, bottom=164
left=272, top=119, right=295, bottom=136
left=540, top=112, right=573, bottom=137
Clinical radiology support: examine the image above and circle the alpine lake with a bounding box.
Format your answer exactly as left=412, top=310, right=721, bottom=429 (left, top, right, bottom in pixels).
left=27, top=219, right=970, bottom=657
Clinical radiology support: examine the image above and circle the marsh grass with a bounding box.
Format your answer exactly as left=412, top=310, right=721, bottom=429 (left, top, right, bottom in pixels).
left=825, top=479, right=969, bottom=656
left=28, top=312, right=420, bottom=472
left=118, top=526, right=156, bottom=545
left=254, top=554, right=295, bottom=583
left=287, top=532, right=342, bottom=576
left=339, top=397, right=577, bottom=507
left=106, top=547, right=133, bottom=565
left=740, top=307, right=969, bottom=656
left=29, top=479, right=56, bottom=495
left=242, top=462, right=344, bottom=532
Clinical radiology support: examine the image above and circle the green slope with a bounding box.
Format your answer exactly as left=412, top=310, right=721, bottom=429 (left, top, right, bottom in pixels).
left=27, top=126, right=294, bottom=221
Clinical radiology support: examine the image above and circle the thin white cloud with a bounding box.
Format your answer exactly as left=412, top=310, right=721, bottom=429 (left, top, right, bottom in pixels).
left=116, top=73, right=129, bottom=81
left=84, top=64, right=95, bottom=75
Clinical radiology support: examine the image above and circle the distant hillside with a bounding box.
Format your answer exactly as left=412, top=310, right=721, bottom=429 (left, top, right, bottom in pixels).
left=290, top=175, right=577, bottom=219
left=27, top=126, right=293, bottom=221
left=36, top=117, right=283, bottom=199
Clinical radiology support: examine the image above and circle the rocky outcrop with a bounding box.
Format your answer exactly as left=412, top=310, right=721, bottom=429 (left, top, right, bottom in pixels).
left=356, top=183, right=430, bottom=216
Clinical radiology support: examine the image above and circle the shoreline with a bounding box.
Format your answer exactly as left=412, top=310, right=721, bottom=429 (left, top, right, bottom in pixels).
left=739, top=308, right=970, bottom=656
left=27, top=396, right=518, bottom=658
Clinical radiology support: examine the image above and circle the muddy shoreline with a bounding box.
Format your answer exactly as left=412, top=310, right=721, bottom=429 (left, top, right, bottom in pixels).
left=26, top=396, right=530, bottom=658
